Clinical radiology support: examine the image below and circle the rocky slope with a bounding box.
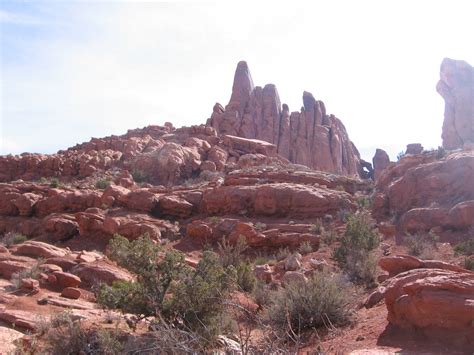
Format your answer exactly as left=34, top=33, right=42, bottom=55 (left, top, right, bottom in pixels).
left=208, top=61, right=362, bottom=176
left=1, top=58, right=474, bottom=353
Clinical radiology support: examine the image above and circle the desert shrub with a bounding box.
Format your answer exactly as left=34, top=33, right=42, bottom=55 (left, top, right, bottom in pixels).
left=236, top=261, right=256, bottom=292
left=10, top=260, right=42, bottom=289
left=0, top=232, right=27, bottom=247
left=252, top=281, right=271, bottom=309
left=131, top=170, right=148, bottom=183
left=99, top=235, right=236, bottom=343
left=208, top=216, right=221, bottom=224
left=454, top=236, right=474, bottom=256
left=254, top=255, right=271, bottom=265
left=49, top=178, right=60, bottom=188
left=298, top=241, right=313, bottom=255
left=95, top=179, right=111, bottom=190
left=218, top=235, right=248, bottom=268
left=463, top=256, right=474, bottom=271
left=321, top=227, right=338, bottom=245
left=100, top=234, right=188, bottom=316
left=44, top=312, right=124, bottom=355
left=436, top=146, right=446, bottom=159
left=337, top=209, right=351, bottom=222
left=333, top=212, right=379, bottom=285
left=97, top=280, right=154, bottom=316
left=107, top=233, right=160, bottom=276
left=397, top=151, right=405, bottom=161
left=218, top=236, right=255, bottom=291
left=265, top=272, right=351, bottom=340
left=405, top=232, right=438, bottom=259
left=309, top=219, right=323, bottom=234
left=357, top=196, right=373, bottom=209
left=164, top=251, right=236, bottom=341
left=254, top=222, right=267, bottom=231
left=276, top=247, right=291, bottom=261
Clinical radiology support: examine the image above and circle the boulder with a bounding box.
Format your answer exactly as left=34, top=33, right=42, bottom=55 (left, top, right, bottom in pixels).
left=71, top=260, right=133, bottom=286
left=372, top=149, right=391, bottom=181
left=383, top=268, right=474, bottom=346
left=61, top=287, right=82, bottom=300
left=14, top=241, right=68, bottom=259
left=52, top=271, right=81, bottom=288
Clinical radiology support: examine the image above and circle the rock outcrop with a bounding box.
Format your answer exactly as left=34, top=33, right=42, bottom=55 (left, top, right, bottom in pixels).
left=208, top=61, right=361, bottom=176
left=374, top=150, right=474, bottom=233
left=437, top=58, right=474, bottom=150
left=383, top=268, right=474, bottom=347
left=372, top=149, right=391, bottom=181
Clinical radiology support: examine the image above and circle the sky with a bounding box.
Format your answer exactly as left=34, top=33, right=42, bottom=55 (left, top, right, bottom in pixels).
left=1, top=1, right=473, bottom=162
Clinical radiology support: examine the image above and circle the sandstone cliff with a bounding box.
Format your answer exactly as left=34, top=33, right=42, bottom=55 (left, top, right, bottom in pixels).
left=208, top=61, right=361, bottom=176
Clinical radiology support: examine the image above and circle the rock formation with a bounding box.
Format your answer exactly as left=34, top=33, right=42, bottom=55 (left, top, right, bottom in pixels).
left=437, top=58, right=474, bottom=150
left=372, top=148, right=391, bottom=181
left=208, top=61, right=361, bottom=176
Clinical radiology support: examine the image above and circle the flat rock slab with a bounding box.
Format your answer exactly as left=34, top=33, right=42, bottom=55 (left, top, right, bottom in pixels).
left=0, top=309, right=45, bottom=331
left=38, top=295, right=96, bottom=310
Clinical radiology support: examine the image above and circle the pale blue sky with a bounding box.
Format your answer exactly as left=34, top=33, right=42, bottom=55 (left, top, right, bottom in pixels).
left=1, top=1, right=473, bottom=161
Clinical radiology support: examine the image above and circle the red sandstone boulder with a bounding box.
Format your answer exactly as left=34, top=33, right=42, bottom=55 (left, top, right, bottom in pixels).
left=379, top=255, right=471, bottom=277
left=71, top=260, right=133, bottom=286
left=372, top=149, right=391, bottom=181
left=157, top=195, right=194, bottom=218
left=12, top=193, right=42, bottom=216
left=61, top=287, right=82, bottom=299
left=383, top=268, right=474, bottom=346
left=42, top=214, right=79, bottom=241
left=75, top=208, right=171, bottom=240
left=14, top=241, right=68, bottom=259
left=53, top=271, right=81, bottom=288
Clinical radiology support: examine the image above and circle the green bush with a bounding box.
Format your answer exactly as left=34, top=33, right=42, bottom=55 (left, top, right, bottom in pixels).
left=236, top=261, right=256, bottom=292
left=436, top=146, right=446, bottom=159
left=276, top=247, right=291, bottom=261
left=405, top=232, right=438, bottom=259
left=333, top=212, right=379, bottom=285
left=454, top=236, right=474, bottom=256
left=164, top=251, right=236, bottom=341
left=95, top=179, right=111, bottom=190
left=298, top=241, right=313, bottom=255
left=131, top=170, right=148, bottom=183
left=265, top=272, right=351, bottom=340
left=50, top=178, right=60, bottom=188
left=309, top=219, right=323, bottom=234
left=11, top=260, right=42, bottom=289
left=254, top=222, right=267, bottom=231
left=321, top=227, right=338, bottom=246
left=463, top=257, right=474, bottom=271
left=99, top=235, right=236, bottom=343
left=218, top=236, right=248, bottom=268
left=0, top=232, right=27, bottom=247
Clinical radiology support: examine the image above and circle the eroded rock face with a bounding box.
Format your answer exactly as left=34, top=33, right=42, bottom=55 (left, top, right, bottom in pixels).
left=437, top=58, right=474, bottom=150
left=208, top=61, right=361, bottom=176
